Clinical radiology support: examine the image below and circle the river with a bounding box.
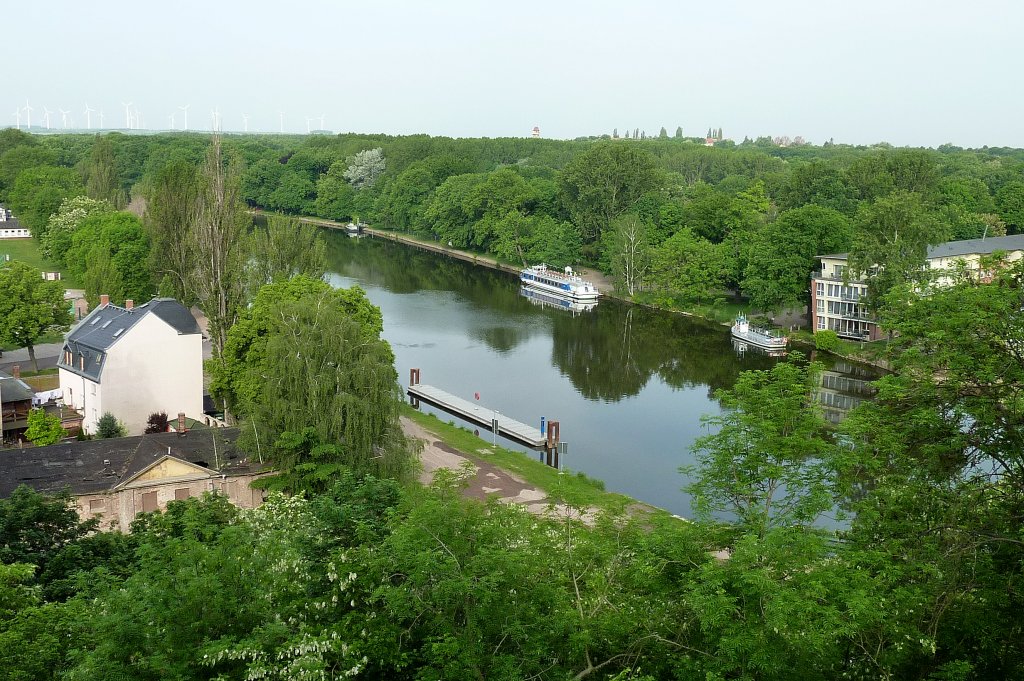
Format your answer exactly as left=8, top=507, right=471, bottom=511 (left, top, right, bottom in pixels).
left=322, top=231, right=881, bottom=516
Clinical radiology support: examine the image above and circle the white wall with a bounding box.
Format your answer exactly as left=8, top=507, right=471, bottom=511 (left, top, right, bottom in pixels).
left=58, top=368, right=103, bottom=433
left=100, top=313, right=203, bottom=434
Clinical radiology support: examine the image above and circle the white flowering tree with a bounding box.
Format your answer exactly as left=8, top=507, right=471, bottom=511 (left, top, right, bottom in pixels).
left=342, top=148, right=385, bottom=190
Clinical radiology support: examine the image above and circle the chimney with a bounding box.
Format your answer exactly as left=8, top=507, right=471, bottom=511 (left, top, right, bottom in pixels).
left=125, top=299, right=133, bottom=310
left=12, top=365, right=20, bottom=379
left=177, top=412, right=186, bottom=433
left=100, top=294, right=110, bottom=307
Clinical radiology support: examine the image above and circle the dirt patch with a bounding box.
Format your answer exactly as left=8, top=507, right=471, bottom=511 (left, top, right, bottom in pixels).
left=401, top=416, right=598, bottom=523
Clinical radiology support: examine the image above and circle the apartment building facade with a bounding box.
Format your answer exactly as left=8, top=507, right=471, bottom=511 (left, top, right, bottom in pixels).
left=811, top=234, right=1024, bottom=341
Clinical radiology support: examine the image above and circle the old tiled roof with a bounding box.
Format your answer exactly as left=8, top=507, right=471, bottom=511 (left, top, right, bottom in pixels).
left=0, top=428, right=265, bottom=497
left=59, top=298, right=201, bottom=382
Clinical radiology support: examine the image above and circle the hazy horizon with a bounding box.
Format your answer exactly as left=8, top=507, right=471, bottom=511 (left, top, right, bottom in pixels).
left=3, top=0, right=1022, bottom=148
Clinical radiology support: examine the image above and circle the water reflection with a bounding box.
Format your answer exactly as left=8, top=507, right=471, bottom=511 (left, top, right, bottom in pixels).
left=519, top=287, right=598, bottom=315
left=322, top=231, right=882, bottom=514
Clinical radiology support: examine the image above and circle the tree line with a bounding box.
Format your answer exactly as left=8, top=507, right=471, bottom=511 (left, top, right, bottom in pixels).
left=2, top=127, right=1022, bottom=317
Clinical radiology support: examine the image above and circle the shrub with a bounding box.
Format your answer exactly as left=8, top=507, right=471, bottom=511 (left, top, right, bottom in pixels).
left=96, top=412, right=126, bottom=439
left=814, top=329, right=840, bottom=352
left=144, top=412, right=169, bottom=434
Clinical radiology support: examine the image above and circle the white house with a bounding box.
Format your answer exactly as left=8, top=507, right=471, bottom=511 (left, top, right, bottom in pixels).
left=0, top=205, right=30, bottom=239
left=58, top=296, right=204, bottom=435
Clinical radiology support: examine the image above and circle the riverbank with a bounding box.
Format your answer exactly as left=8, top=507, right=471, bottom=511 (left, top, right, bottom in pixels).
left=400, top=405, right=663, bottom=519
left=269, top=211, right=890, bottom=371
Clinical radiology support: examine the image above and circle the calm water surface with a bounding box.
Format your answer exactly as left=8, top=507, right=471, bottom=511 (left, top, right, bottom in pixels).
left=324, top=232, right=880, bottom=516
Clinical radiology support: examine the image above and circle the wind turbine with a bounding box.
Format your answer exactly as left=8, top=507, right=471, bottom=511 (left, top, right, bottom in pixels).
left=168, top=111, right=176, bottom=130
left=99, top=109, right=105, bottom=128
left=42, top=106, right=53, bottom=130
left=319, top=113, right=325, bottom=131
left=83, top=102, right=95, bottom=129
left=23, top=100, right=33, bottom=129
left=179, top=104, right=189, bottom=131
left=60, top=108, right=70, bottom=129
left=279, top=111, right=284, bottom=133
left=135, top=107, right=144, bottom=129
left=11, top=109, right=21, bottom=129
left=305, top=117, right=312, bottom=134
left=242, top=113, right=249, bottom=133
left=121, top=101, right=132, bottom=129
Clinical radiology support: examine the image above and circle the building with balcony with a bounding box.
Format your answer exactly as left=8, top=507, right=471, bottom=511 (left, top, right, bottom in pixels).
left=811, top=234, right=1024, bottom=341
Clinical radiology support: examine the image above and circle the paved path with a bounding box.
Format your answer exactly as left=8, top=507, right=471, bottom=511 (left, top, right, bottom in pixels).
left=0, top=342, right=63, bottom=373
left=401, top=416, right=597, bottom=524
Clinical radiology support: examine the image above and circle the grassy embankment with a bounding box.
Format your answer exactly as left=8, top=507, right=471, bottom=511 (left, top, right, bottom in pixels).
left=401, top=404, right=662, bottom=516
left=0, top=238, right=80, bottom=287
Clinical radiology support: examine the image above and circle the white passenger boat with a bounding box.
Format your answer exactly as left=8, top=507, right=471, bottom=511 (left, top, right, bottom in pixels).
left=520, top=264, right=600, bottom=302
left=731, top=315, right=788, bottom=352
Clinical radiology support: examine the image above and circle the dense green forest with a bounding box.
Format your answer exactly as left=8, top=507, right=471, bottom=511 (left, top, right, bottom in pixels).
left=0, top=128, right=1022, bottom=679
left=2, top=127, right=1022, bottom=314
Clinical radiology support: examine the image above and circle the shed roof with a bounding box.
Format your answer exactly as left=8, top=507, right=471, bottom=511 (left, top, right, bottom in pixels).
left=0, top=370, right=35, bottom=404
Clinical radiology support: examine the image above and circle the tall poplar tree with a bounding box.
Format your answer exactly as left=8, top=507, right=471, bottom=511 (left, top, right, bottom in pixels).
left=189, top=137, right=251, bottom=362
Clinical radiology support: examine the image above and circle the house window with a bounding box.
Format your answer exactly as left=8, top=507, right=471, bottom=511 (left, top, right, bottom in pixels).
left=816, top=299, right=824, bottom=313
left=817, top=316, right=826, bottom=330
left=174, top=488, right=191, bottom=501
left=816, top=282, right=824, bottom=297
left=141, top=491, right=158, bottom=513
left=834, top=265, right=846, bottom=278
left=90, top=383, right=96, bottom=395
left=89, top=498, right=105, bottom=513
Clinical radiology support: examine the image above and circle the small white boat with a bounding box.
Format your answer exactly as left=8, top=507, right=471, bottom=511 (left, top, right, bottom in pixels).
left=520, top=264, right=600, bottom=302
left=731, top=315, right=788, bottom=352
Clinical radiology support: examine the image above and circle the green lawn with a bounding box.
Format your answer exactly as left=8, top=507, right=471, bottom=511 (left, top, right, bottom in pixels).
left=0, top=238, right=80, bottom=287
left=401, top=404, right=662, bottom=515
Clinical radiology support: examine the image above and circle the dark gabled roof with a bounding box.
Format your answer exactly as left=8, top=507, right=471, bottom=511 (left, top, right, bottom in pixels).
left=149, top=299, right=202, bottom=335
left=926, top=234, right=1024, bottom=259
left=0, top=428, right=264, bottom=498
left=0, top=370, right=35, bottom=404
left=59, top=298, right=201, bottom=382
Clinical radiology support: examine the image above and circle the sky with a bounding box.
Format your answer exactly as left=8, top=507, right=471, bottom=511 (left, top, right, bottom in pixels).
left=2, top=0, right=1022, bottom=148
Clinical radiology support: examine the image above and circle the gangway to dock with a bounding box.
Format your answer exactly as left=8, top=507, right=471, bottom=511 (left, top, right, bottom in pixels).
left=407, top=369, right=561, bottom=462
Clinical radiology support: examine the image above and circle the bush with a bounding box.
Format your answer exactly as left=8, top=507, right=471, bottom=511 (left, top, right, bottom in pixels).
left=96, top=412, right=126, bottom=439
left=144, top=412, right=169, bottom=434
left=24, top=408, right=64, bottom=446
left=814, top=329, right=840, bottom=352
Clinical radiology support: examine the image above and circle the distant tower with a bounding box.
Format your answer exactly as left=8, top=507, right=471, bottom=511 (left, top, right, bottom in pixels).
left=531, top=125, right=540, bottom=138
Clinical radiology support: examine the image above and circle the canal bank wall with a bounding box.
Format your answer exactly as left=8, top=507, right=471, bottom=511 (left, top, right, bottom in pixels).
left=267, top=211, right=889, bottom=371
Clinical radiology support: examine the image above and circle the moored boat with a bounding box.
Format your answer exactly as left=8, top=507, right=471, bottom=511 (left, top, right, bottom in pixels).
left=520, top=264, right=600, bottom=302
left=731, top=315, right=788, bottom=352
